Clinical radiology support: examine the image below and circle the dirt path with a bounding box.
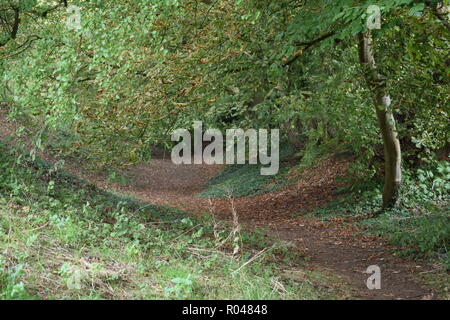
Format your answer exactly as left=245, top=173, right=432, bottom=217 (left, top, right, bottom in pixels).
left=113, top=156, right=438, bottom=300
left=0, top=110, right=439, bottom=300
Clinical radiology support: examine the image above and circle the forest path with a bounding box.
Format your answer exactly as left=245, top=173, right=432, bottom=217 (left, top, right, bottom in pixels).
left=110, top=156, right=438, bottom=300
left=0, top=110, right=439, bottom=300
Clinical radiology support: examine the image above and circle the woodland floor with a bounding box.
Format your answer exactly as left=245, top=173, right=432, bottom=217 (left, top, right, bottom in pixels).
left=0, top=110, right=442, bottom=300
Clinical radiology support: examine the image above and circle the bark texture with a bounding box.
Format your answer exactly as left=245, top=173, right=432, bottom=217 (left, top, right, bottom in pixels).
left=358, top=32, right=402, bottom=209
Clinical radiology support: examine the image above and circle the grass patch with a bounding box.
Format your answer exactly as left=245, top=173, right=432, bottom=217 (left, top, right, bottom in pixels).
left=0, top=141, right=351, bottom=300
left=199, top=146, right=296, bottom=198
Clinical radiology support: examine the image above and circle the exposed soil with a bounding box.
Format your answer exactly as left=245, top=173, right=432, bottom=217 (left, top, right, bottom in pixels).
left=0, top=109, right=441, bottom=300
left=115, top=156, right=438, bottom=300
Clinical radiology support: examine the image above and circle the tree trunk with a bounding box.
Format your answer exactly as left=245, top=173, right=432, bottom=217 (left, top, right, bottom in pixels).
left=358, top=32, right=402, bottom=209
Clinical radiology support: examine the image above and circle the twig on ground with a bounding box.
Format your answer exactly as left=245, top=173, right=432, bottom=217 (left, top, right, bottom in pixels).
left=231, top=246, right=273, bottom=275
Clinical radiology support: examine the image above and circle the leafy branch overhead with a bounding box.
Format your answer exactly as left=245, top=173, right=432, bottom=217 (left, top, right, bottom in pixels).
left=0, top=0, right=449, bottom=208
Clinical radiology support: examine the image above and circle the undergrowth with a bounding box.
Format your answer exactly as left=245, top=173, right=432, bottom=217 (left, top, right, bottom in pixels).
left=199, top=146, right=296, bottom=198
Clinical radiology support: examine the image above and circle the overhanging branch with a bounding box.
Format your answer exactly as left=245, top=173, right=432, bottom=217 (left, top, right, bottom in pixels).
left=282, top=31, right=335, bottom=66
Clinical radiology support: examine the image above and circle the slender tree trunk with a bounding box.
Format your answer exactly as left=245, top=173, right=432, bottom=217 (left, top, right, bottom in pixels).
left=11, top=7, right=20, bottom=40
left=358, top=32, right=402, bottom=209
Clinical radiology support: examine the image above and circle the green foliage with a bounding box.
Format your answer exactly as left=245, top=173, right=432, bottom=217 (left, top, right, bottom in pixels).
left=363, top=206, right=449, bottom=262
left=1, top=0, right=448, bottom=180
left=199, top=164, right=289, bottom=199
left=403, top=161, right=450, bottom=205
left=200, top=146, right=295, bottom=198
left=0, top=262, right=33, bottom=300
left=164, top=276, right=195, bottom=299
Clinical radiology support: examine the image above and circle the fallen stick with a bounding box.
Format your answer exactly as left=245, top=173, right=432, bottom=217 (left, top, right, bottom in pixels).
left=231, top=246, right=273, bottom=275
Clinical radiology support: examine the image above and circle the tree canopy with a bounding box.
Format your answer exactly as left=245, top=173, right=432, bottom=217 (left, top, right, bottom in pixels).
left=1, top=0, right=449, bottom=207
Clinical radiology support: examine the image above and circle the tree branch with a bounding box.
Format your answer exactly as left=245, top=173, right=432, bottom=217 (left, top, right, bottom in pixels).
left=282, top=31, right=335, bottom=66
